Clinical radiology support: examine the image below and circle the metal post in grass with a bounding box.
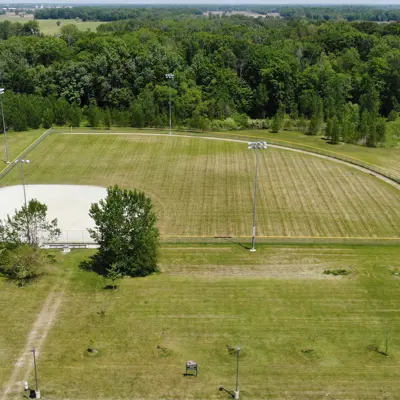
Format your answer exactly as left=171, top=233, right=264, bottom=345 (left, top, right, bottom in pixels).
left=218, top=346, right=241, bottom=399
left=235, top=346, right=240, bottom=399
left=31, top=347, right=40, bottom=399
left=15, top=159, right=31, bottom=244
left=0, top=88, right=10, bottom=164
left=165, top=73, right=175, bottom=135
left=248, top=141, right=267, bottom=252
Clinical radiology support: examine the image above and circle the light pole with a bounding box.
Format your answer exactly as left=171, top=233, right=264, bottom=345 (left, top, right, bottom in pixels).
left=15, top=159, right=31, bottom=243
left=235, top=346, right=240, bottom=399
left=248, top=141, right=267, bottom=252
left=219, top=346, right=241, bottom=399
left=165, top=73, right=175, bottom=135
left=0, top=88, right=10, bottom=163
left=31, top=348, right=40, bottom=399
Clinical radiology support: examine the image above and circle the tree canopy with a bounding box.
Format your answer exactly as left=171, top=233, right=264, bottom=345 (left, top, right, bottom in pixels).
left=87, top=185, right=159, bottom=278
left=1, top=6, right=400, bottom=146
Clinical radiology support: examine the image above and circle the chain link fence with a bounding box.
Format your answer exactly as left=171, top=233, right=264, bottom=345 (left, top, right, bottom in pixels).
left=0, top=128, right=53, bottom=181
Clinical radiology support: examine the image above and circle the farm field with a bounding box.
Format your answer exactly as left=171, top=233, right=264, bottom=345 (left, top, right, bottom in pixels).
left=0, top=13, right=104, bottom=34
left=1, top=244, right=400, bottom=399
left=37, top=19, right=104, bottom=35
left=2, top=132, right=400, bottom=240
left=0, top=130, right=44, bottom=167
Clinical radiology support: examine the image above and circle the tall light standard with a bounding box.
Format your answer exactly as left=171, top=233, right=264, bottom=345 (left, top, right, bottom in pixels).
left=0, top=88, right=10, bottom=163
left=15, top=159, right=31, bottom=243
left=248, top=141, right=267, bottom=252
left=31, top=348, right=40, bottom=399
left=219, top=346, right=241, bottom=399
left=165, top=73, right=175, bottom=135
left=235, top=346, right=240, bottom=399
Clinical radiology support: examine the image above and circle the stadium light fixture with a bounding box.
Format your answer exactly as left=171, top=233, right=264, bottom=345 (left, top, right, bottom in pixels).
left=248, top=142, right=268, bottom=252
left=0, top=88, right=10, bottom=163
left=165, top=73, right=175, bottom=135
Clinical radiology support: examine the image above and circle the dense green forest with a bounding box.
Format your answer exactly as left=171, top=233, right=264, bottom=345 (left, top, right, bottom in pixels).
left=1, top=8, right=400, bottom=146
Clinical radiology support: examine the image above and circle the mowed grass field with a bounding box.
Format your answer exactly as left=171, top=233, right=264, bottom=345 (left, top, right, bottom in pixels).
left=0, top=130, right=44, bottom=166
left=2, top=132, right=400, bottom=239
left=1, top=244, right=400, bottom=399
left=202, top=129, right=400, bottom=182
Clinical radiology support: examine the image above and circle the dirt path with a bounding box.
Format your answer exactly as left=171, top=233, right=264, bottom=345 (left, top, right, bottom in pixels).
left=64, top=132, right=400, bottom=192
left=1, top=287, right=65, bottom=400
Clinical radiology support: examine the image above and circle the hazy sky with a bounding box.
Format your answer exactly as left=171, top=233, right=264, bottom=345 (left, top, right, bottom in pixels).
left=2, top=0, right=400, bottom=4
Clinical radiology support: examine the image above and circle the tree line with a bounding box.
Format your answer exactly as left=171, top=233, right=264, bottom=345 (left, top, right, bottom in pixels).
left=34, top=5, right=400, bottom=23
left=1, top=10, right=400, bottom=146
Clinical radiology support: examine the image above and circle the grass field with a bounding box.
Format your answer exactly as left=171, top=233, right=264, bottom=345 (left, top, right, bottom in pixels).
left=1, top=244, right=400, bottom=399
left=2, top=132, right=400, bottom=239
left=37, top=19, right=104, bottom=35
left=55, top=127, right=400, bottom=182
left=205, top=129, right=400, bottom=182
left=0, top=13, right=104, bottom=34
left=0, top=130, right=44, bottom=167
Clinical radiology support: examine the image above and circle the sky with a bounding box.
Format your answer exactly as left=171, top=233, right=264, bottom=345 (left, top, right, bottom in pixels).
left=2, top=0, right=400, bottom=4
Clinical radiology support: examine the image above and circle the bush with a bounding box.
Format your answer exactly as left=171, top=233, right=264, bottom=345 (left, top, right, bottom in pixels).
left=233, top=113, right=249, bottom=129
left=248, top=119, right=270, bottom=129
left=323, top=269, right=350, bottom=276
left=0, top=245, right=49, bottom=286
left=210, top=118, right=238, bottom=131
left=387, top=110, right=398, bottom=122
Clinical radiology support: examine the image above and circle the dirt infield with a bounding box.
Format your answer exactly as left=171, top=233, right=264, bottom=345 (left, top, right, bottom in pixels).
left=0, top=185, right=106, bottom=242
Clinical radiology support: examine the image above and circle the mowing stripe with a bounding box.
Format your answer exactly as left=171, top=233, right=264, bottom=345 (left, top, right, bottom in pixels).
left=62, top=131, right=400, bottom=191
left=0, top=128, right=53, bottom=181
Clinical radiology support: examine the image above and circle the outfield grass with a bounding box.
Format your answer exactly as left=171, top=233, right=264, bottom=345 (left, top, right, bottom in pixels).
left=0, top=130, right=44, bottom=167
left=204, top=129, right=400, bottom=182
left=2, top=244, right=399, bottom=399
left=57, top=127, right=400, bottom=182
left=2, top=132, right=400, bottom=239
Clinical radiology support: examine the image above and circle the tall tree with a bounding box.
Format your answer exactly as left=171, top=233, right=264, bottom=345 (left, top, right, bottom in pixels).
left=3, top=199, right=60, bottom=247
left=88, top=185, right=159, bottom=277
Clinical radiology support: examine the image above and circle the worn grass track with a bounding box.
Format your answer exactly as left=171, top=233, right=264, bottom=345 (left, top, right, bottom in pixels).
left=1, top=133, right=400, bottom=239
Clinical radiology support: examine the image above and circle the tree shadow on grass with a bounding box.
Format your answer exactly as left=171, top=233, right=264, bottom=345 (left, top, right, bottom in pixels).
left=79, top=253, right=108, bottom=277
left=220, top=237, right=251, bottom=250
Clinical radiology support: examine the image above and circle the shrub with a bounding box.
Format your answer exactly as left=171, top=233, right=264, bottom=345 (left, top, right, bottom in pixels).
left=323, top=269, right=350, bottom=276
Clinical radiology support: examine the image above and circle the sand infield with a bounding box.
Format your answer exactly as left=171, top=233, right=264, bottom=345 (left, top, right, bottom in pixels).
left=0, top=185, right=106, bottom=242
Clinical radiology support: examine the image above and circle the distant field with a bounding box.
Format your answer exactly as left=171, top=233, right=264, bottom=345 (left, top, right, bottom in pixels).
left=37, top=19, right=104, bottom=35
left=2, top=244, right=400, bottom=399
left=0, top=13, right=104, bottom=34
left=2, top=132, right=400, bottom=239
left=0, top=12, right=34, bottom=22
